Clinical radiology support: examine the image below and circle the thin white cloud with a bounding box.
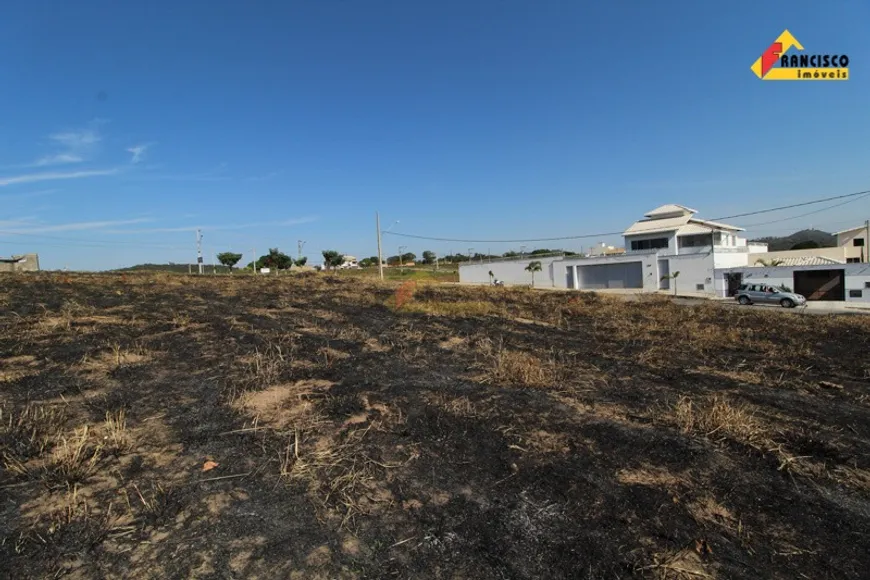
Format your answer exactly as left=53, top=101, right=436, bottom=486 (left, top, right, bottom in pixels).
left=102, top=216, right=318, bottom=234
left=33, top=129, right=102, bottom=167
left=126, top=143, right=152, bottom=164
left=35, top=153, right=84, bottom=166
left=0, top=218, right=151, bottom=234
left=0, top=169, right=119, bottom=187
left=50, top=130, right=101, bottom=149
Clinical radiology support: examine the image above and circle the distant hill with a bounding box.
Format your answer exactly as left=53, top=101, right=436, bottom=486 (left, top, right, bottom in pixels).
left=750, top=229, right=836, bottom=252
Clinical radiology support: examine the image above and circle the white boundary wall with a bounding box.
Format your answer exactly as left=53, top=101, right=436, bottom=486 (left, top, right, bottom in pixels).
left=458, top=256, right=564, bottom=287
left=459, top=251, right=870, bottom=303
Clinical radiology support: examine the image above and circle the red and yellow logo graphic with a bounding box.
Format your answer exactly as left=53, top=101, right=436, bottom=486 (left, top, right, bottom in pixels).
left=751, top=30, right=849, bottom=81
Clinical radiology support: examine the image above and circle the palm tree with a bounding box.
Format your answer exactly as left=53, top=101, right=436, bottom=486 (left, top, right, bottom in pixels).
left=755, top=258, right=784, bottom=267
left=488, top=270, right=494, bottom=285
left=525, top=261, right=542, bottom=287
left=660, top=270, right=680, bottom=296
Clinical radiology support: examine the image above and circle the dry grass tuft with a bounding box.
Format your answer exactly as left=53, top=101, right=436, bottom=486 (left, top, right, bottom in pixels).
left=1, top=404, right=67, bottom=461
left=47, top=426, right=103, bottom=484
left=125, top=481, right=177, bottom=526
left=617, top=465, right=686, bottom=489
left=281, top=426, right=380, bottom=529
left=670, top=396, right=818, bottom=479
left=483, top=346, right=558, bottom=388
left=242, top=339, right=295, bottom=390
left=687, top=496, right=738, bottom=532
left=646, top=547, right=714, bottom=579
left=103, top=410, right=131, bottom=454
left=60, top=299, right=95, bottom=322
left=673, top=396, right=768, bottom=450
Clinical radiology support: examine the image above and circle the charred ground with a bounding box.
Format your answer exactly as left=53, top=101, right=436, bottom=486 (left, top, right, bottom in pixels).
left=1, top=273, right=868, bottom=579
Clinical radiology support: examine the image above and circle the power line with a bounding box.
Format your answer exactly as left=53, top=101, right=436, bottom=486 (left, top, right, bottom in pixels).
left=739, top=192, right=870, bottom=228
left=712, top=189, right=870, bottom=221
left=382, top=188, right=870, bottom=244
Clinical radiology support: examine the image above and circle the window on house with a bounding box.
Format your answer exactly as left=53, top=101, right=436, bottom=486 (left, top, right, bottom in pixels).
left=854, top=238, right=865, bottom=247
left=865, top=282, right=870, bottom=289
left=678, top=234, right=713, bottom=248
left=850, top=289, right=862, bottom=298
left=847, top=258, right=860, bottom=263
left=696, top=284, right=704, bottom=291
left=630, top=238, right=669, bottom=251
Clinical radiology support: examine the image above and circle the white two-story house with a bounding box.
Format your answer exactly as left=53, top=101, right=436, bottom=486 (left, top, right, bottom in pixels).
left=556, top=205, right=765, bottom=294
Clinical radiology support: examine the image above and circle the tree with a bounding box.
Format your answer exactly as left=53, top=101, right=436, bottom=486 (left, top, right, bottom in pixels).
left=530, top=249, right=553, bottom=256
left=255, top=248, right=293, bottom=270
left=294, top=256, right=308, bottom=267
left=502, top=251, right=519, bottom=258
left=422, top=250, right=436, bottom=265
left=401, top=252, right=416, bottom=264
left=359, top=258, right=373, bottom=268
left=216, top=252, right=243, bottom=271
left=791, top=240, right=820, bottom=250
left=322, top=250, right=345, bottom=270
left=525, top=261, right=542, bottom=287
left=488, top=270, right=494, bottom=284
left=660, top=271, right=680, bottom=296
left=755, top=258, right=784, bottom=267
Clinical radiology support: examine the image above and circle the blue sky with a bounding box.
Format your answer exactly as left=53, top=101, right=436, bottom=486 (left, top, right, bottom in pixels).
left=1, top=1, right=868, bottom=269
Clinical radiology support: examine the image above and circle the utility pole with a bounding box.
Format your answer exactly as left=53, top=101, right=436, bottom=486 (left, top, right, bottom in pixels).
left=399, top=245, right=407, bottom=274
left=251, top=248, right=256, bottom=274
left=435, top=252, right=439, bottom=271
left=468, top=248, right=474, bottom=264
left=710, top=225, right=716, bottom=297
left=520, top=245, right=526, bottom=259
left=297, top=240, right=306, bottom=263
left=376, top=212, right=384, bottom=281
left=196, top=229, right=204, bottom=275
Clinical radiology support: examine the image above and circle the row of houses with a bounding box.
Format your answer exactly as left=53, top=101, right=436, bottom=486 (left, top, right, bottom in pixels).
left=459, top=204, right=870, bottom=304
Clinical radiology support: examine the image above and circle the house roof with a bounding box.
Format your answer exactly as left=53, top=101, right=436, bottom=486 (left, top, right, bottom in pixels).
left=834, top=225, right=866, bottom=235
left=754, top=256, right=845, bottom=267
left=643, top=204, right=697, bottom=218
left=623, top=215, right=744, bottom=237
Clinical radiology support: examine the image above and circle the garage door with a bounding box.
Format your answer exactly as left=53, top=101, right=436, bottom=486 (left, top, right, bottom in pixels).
left=577, top=262, right=643, bottom=289
left=793, top=269, right=845, bottom=301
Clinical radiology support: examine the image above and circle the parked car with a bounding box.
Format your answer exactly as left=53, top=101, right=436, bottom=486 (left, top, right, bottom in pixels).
left=735, top=283, right=806, bottom=308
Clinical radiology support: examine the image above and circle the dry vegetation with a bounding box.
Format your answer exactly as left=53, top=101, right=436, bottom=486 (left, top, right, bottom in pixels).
left=1, top=272, right=869, bottom=579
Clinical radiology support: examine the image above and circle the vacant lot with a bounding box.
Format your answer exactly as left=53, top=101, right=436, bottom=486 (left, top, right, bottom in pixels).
left=1, top=273, right=868, bottom=579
